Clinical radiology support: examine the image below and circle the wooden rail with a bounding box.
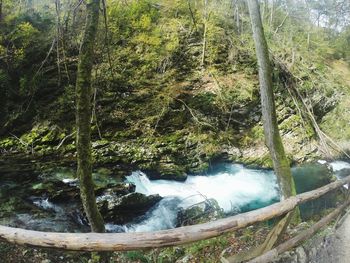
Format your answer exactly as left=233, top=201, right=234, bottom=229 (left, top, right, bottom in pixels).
left=0, top=175, right=349, bottom=252
left=248, top=198, right=350, bottom=263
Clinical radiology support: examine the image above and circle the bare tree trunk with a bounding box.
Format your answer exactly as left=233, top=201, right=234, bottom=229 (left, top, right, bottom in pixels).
left=235, top=4, right=240, bottom=34
left=55, top=0, right=62, bottom=86
left=76, top=0, right=105, bottom=233
left=201, top=0, right=208, bottom=67
left=269, top=0, right=274, bottom=27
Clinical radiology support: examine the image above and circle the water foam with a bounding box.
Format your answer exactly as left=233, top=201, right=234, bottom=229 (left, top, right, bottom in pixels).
left=112, top=164, right=280, bottom=232
left=127, top=164, right=279, bottom=213
left=329, top=161, right=350, bottom=172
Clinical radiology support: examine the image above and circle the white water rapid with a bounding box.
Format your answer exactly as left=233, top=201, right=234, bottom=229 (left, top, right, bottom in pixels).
left=107, top=163, right=280, bottom=233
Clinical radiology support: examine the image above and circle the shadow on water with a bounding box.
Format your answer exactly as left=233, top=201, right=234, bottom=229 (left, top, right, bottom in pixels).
left=292, top=163, right=340, bottom=220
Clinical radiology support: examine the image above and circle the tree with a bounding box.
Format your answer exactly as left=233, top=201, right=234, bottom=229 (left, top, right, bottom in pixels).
left=247, top=0, right=299, bottom=251
left=76, top=0, right=105, bottom=233
left=223, top=1, right=298, bottom=261
left=0, top=0, right=2, bottom=22
left=247, top=0, right=296, bottom=200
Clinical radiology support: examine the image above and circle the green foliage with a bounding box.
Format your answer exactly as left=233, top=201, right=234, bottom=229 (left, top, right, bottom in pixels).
left=0, top=0, right=349, bottom=167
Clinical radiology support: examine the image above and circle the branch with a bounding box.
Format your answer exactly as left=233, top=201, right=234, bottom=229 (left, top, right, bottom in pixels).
left=274, top=13, right=289, bottom=34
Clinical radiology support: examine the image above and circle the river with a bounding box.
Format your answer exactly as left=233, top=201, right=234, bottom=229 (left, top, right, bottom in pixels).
left=0, top=160, right=348, bottom=233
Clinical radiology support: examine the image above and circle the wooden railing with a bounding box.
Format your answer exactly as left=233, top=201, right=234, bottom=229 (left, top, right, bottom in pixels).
left=0, top=175, right=349, bottom=253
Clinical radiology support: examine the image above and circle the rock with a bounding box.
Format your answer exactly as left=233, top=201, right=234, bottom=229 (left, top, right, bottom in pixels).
left=30, top=179, right=80, bottom=202
left=95, top=182, right=136, bottom=197
left=274, top=251, right=298, bottom=263
left=220, top=146, right=241, bottom=160
left=177, top=198, right=223, bottom=226
left=296, top=247, right=308, bottom=263
left=336, top=168, right=350, bottom=179
left=142, top=162, right=187, bottom=181
left=31, top=178, right=135, bottom=203
left=287, top=222, right=310, bottom=236
left=97, top=192, right=162, bottom=224
left=308, top=247, right=318, bottom=259
left=175, top=254, right=193, bottom=263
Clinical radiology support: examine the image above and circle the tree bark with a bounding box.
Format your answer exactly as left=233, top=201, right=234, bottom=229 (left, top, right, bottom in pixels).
left=76, top=0, right=105, bottom=233
left=247, top=0, right=296, bottom=200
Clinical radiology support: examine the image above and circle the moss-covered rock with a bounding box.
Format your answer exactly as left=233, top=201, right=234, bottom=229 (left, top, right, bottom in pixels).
left=177, top=199, right=223, bottom=226
left=97, top=192, right=162, bottom=224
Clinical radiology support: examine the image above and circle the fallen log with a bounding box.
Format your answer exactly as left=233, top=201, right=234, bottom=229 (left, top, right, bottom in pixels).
left=0, top=175, right=349, bottom=251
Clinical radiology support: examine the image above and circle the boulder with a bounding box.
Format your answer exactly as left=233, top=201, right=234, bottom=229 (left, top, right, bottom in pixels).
left=97, top=192, right=162, bottom=224
left=30, top=179, right=80, bottom=202
left=95, top=182, right=136, bottom=197
left=142, top=162, right=187, bottom=181
left=177, top=198, right=223, bottom=226
left=336, top=168, right=350, bottom=179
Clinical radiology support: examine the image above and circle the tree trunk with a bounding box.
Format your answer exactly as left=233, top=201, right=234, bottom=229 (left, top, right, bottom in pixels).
left=219, top=1, right=299, bottom=261
left=0, top=0, right=3, bottom=22
left=247, top=0, right=296, bottom=200
left=76, top=0, right=105, bottom=233
left=269, top=0, right=274, bottom=27
left=201, top=0, right=208, bottom=67
left=0, top=80, right=6, bottom=133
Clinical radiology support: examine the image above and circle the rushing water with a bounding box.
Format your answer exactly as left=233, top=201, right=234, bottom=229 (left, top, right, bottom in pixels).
left=0, top=160, right=348, bottom=233
left=115, top=164, right=279, bottom=232
left=127, top=164, right=279, bottom=213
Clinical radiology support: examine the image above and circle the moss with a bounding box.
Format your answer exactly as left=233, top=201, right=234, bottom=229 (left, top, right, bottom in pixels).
left=279, top=114, right=301, bottom=131
left=241, top=154, right=273, bottom=169
left=0, top=197, right=31, bottom=217
left=0, top=137, right=19, bottom=150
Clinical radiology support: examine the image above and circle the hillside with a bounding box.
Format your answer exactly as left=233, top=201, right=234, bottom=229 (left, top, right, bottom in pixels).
left=0, top=0, right=349, bottom=179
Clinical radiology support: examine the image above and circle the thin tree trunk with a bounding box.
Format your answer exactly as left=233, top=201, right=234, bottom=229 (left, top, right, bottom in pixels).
left=269, top=0, right=274, bottom=27
left=0, top=81, right=6, bottom=133
left=55, top=0, right=62, bottom=86
left=201, top=0, right=208, bottom=67
left=235, top=5, right=240, bottom=34
left=0, top=0, right=3, bottom=22
left=76, top=0, right=105, bottom=233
